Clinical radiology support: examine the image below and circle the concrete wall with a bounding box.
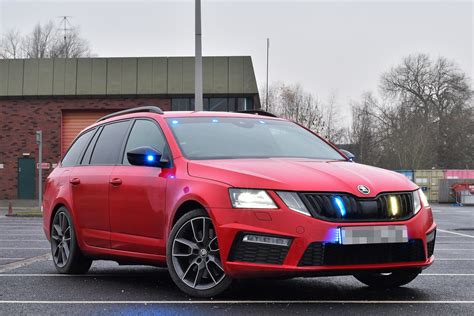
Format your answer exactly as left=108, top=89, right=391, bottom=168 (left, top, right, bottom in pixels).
left=0, top=56, right=259, bottom=97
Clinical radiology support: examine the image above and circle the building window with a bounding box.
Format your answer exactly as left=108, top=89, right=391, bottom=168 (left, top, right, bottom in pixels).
left=171, top=97, right=254, bottom=112
left=207, top=98, right=228, bottom=111
left=237, top=97, right=253, bottom=111
left=172, top=98, right=192, bottom=111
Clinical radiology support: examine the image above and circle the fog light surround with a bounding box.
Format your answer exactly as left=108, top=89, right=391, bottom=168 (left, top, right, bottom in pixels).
left=242, top=234, right=291, bottom=247
left=426, top=229, right=436, bottom=243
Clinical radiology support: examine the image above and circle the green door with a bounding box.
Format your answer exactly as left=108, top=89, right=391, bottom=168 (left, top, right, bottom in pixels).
left=18, top=158, right=35, bottom=199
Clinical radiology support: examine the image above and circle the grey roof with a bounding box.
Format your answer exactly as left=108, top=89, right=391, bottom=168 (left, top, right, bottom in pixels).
left=0, top=56, right=258, bottom=97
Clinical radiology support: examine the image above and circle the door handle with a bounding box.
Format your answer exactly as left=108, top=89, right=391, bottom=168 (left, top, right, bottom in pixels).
left=110, top=178, right=122, bottom=186
left=70, top=178, right=80, bottom=185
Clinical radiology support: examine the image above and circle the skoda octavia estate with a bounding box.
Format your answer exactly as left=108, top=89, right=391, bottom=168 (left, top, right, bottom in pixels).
left=43, top=106, right=436, bottom=297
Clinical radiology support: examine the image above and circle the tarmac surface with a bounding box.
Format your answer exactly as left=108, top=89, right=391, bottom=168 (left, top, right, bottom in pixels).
left=0, top=204, right=473, bottom=315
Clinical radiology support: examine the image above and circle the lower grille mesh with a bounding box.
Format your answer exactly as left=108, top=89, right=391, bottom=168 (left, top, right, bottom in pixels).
left=228, top=234, right=290, bottom=265
left=299, top=240, right=426, bottom=266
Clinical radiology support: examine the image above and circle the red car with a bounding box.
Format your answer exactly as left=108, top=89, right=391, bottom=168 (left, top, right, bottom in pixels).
left=43, top=106, right=436, bottom=297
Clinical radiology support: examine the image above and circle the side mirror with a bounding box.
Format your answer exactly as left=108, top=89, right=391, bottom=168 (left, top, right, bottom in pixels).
left=339, top=149, right=356, bottom=162
left=127, top=146, right=168, bottom=167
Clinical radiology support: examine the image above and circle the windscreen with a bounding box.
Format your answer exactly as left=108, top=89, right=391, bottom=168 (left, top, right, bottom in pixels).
left=167, top=117, right=345, bottom=160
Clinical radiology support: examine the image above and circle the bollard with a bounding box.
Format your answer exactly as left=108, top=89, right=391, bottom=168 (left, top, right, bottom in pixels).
left=7, top=201, right=13, bottom=216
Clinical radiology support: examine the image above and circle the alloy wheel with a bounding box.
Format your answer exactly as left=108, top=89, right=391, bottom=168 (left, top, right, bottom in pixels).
left=171, top=217, right=226, bottom=290
left=51, top=211, right=72, bottom=268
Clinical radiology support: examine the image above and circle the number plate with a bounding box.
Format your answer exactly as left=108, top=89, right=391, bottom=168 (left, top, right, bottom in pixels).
left=341, top=225, right=408, bottom=245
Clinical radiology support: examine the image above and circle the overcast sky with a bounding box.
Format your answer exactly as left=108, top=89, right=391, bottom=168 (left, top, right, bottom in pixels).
left=1, top=0, right=472, bottom=119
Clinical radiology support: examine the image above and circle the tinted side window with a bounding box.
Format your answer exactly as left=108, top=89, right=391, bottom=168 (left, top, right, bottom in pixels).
left=123, top=120, right=167, bottom=165
left=90, top=121, right=130, bottom=165
left=62, top=129, right=95, bottom=167
left=80, top=127, right=101, bottom=165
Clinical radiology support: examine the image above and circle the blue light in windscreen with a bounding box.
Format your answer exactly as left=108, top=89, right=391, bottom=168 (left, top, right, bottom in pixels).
left=212, top=119, right=219, bottom=123
left=333, top=196, right=346, bottom=217
left=259, top=120, right=266, bottom=124
left=171, top=120, right=179, bottom=125
left=147, top=155, right=155, bottom=162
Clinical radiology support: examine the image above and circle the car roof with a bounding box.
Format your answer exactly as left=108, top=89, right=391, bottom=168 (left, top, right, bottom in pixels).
left=93, top=111, right=284, bottom=126
left=162, top=111, right=284, bottom=119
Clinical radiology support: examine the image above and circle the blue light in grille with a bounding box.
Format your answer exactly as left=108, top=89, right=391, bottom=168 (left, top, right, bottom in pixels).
left=333, top=196, right=346, bottom=217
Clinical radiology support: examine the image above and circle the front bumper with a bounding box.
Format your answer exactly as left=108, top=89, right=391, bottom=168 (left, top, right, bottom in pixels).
left=211, top=204, right=436, bottom=279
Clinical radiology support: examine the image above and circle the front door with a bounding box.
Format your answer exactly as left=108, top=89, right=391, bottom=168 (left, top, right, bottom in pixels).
left=109, top=119, right=169, bottom=255
left=18, top=157, right=35, bottom=199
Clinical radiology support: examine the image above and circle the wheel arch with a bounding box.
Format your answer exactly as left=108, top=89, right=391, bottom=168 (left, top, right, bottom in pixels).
left=171, top=199, right=209, bottom=228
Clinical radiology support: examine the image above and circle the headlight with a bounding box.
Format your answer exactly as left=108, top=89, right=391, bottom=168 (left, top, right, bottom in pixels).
left=419, top=189, right=429, bottom=207
left=413, top=189, right=429, bottom=214
left=276, top=191, right=311, bottom=216
left=413, top=190, right=421, bottom=213
left=229, top=189, right=277, bottom=209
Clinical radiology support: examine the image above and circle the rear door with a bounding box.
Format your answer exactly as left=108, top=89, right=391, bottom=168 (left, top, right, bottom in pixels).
left=70, top=120, right=131, bottom=249
left=109, top=119, right=169, bottom=255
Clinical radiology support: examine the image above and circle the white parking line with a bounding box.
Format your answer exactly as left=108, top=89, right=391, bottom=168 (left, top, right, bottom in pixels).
left=437, top=242, right=474, bottom=244
left=0, top=300, right=472, bottom=304
left=438, top=229, right=474, bottom=238
left=0, top=253, right=50, bottom=273
left=0, top=247, right=49, bottom=250
left=1, top=273, right=473, bottom=277
left=0, top=234, right=44, bottom=236
left=436, top=249, right=474, bottom=251
left=435, top=259, right=474, bottom=261
left=0, top=240, right=47, bottom=242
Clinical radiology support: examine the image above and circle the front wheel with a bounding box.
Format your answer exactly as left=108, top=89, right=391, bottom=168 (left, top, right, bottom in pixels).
left=166, top=209, right=232, bottom=297
left=353, top=269, right=420, bottom=288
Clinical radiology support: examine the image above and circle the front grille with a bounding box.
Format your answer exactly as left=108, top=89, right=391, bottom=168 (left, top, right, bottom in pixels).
left=228, top=233, right=291, bottom=265
left=299, top=192, right=414, bottom=221
left=299, top=240, right=425, bottom=266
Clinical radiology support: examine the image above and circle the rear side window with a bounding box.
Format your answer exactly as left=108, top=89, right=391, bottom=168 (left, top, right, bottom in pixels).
left=62, top=129, right=95, bottom=167
left=122, top=120, right=167, bottom=165
left=90, top=121, right=130, bottom=165
left=80, top=127, right=101, bottom=165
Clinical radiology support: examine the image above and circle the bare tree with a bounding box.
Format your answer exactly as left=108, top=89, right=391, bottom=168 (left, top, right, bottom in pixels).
left=22, top=22, right=57, bottom=58
left=51, top=27, right=91, bottom=58
left=0, top=20, right=92, bottom=59
left=0, top=29, right=23, bottom=58
left=260, top=83, right=346, bottom=143
left=381, top=54, right=472, bottom=168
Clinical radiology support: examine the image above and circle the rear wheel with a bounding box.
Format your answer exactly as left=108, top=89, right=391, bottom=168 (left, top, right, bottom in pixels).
left=353, top=270, right=420, bottom=288
left=167, top=209, right=232, bottom=297
left=51, top=207, right=92, bottom=274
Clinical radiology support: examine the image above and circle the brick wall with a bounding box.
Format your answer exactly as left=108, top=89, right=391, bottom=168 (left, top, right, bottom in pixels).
left=0, top=97, right=171, bottom=200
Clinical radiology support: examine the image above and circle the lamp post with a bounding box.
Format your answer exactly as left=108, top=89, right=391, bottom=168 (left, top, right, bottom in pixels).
left=195, top=0, right=203, bottom=111
left=35, top=131, right=43, bottom=211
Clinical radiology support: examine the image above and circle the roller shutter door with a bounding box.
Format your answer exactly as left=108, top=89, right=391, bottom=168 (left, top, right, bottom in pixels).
left=61, top=111, right=114, bottom=154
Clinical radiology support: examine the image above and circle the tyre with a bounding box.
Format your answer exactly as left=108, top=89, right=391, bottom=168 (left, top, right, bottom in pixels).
left=353, top=269, right=420, bottom=288
left=167, top=209, right=232, bottom=297
left=50, top=207, right=92, bottom=274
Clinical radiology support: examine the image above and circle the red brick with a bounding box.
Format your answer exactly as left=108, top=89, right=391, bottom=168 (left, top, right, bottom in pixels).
left=0, top=97, right=171, bottom=199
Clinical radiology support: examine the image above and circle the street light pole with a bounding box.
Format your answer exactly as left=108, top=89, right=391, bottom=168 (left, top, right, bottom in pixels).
left=265, top=38, right=270, bottom=111
left=195, top=0, right=203, bottom=111
left=35, top=131, right=43, bottom=211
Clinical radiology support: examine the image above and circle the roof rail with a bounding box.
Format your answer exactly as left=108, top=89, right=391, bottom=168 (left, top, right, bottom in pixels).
left=96, top=106, right=164, bottom=122
left=236, top=110, right=278, bottom=117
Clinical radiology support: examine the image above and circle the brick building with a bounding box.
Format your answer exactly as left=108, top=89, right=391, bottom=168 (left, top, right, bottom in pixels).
left=0, top=56, right=260, bottom=200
